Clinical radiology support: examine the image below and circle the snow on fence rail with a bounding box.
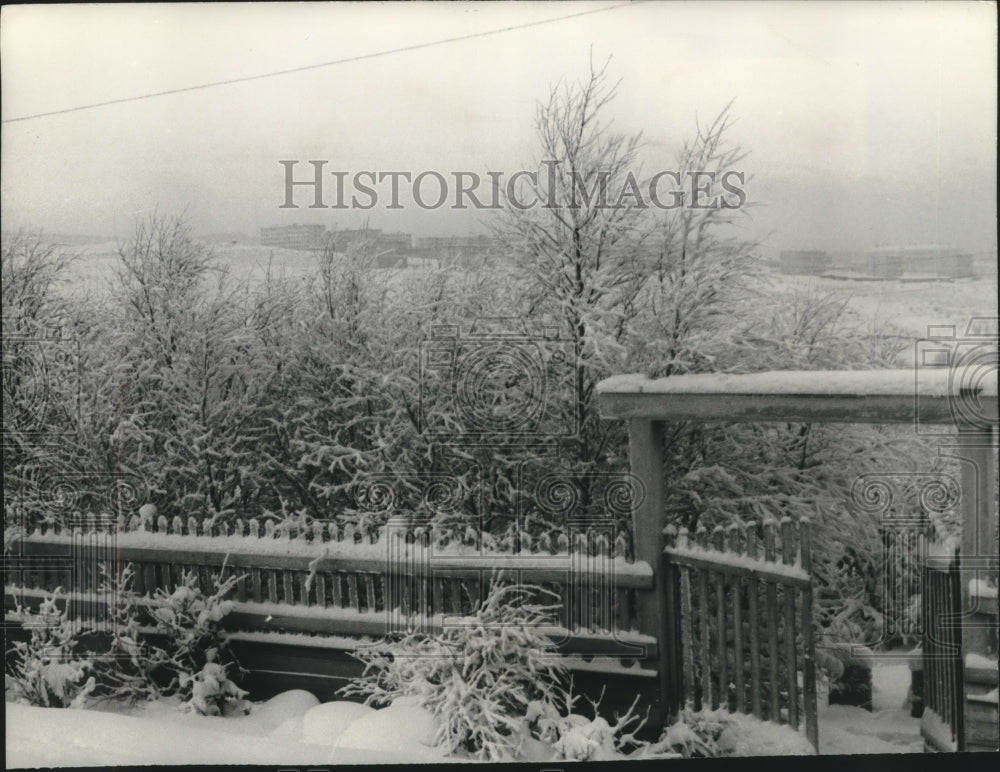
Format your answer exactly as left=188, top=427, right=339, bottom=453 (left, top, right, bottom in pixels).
left=660, top=517, right=819, bottom=750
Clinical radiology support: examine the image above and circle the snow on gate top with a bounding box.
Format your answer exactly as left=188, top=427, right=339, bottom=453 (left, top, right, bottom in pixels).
left=596, top=368, right=998, bottom=424
left=597, top=369, right=998, bottom=397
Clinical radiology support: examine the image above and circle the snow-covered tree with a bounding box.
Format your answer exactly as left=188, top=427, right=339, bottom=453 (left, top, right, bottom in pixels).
left=494, top=57, right=650, bottom=493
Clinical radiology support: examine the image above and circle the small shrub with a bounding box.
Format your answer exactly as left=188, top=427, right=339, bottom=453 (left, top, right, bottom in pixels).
left=341, top=575, right=568, bottom=760
left=539, top=688, right=652, bottom=761
left=8, top=562, right=245, bottom=714
left=341, top=574, right=661, bottom=761
left=180, top=657, right=249, bottom=716
left=91, top=563, right=170, bottom=703
left=653, top=708, right=814, bottom=757
left=5, top=589, right=95, bottom=708
left=148, top=568, right=241, bottom=684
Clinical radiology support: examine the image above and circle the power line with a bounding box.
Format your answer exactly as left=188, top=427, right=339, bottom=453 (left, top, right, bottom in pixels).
left=3, top=2, right=641, bottom=124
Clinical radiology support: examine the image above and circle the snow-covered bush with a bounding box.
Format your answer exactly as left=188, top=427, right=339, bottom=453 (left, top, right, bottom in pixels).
left=341, top=577, right=570, bottom=760
left=5, top=590, right=95, bottom=708
left=146, top=566, right=244, bottom=710
left=180, top=657, right=249, bottom=716
left=6, top=563, right=245, bottom=714
left=90, top=562, right=169, bottom=703
left=341, top=575, right=661, bottom=761
left=85, top=561, right=244, bottom=712
left=536, top=689, right=654, bottom=761
left=654, top=708, right=813, bottom=757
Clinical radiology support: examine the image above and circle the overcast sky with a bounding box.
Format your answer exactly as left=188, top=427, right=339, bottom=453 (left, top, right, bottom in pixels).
left=1, top=1, right=996, bottom=254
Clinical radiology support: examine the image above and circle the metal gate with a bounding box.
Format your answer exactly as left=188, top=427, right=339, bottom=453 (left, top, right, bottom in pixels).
left=921, top=548, right=964, bottom=751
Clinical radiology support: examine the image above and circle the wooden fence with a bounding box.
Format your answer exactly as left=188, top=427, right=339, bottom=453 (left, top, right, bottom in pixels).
left=5, top=512, right=662, bottom=713
left=6, top=511, right=819, bottom=744
left=660, top=518, right=819, bottom=748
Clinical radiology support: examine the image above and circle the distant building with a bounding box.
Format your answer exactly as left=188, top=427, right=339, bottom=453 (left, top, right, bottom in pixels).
left=779, top=250, right=833, bottom=275
left=865, top=245, right=975, bottom=279
left=260, top=224, right=328, bottom=251
left=327, top=229, right=413, bottom=255
left=413, top=235, right=500, bottom=262
left=260, top=225, right=507, bottom=265
left=326, top=228, right=372, bottom=252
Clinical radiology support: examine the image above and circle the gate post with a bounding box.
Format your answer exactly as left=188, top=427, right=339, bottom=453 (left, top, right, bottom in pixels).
left=955, top=423, right=998, bottom=752
left=627, top=418, right=672, bottom=725
left=662, top=526, right=684, bottom=719
left=952, top=426, right=997, bottom=659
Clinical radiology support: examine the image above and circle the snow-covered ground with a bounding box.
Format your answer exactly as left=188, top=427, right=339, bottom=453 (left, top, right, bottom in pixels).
left=6, top=691, right=455, bottom=767
left=6, top=661, right=925, bottom=766
left=817, top=661, right=922, bottom=755
left=771, top=273, right=998, bottom=364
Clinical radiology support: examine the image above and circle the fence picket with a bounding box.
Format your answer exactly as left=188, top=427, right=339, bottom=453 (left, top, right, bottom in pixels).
left=237, top=567, right=248, bottom=602
left=732, top=581, right=745, bottom=712
left=347, top=573, right=360, bottom=613
left=680, top=565, right=696, bottom=709
left=282, top=571, right=294, bottom=605
left=712, top=527, right=729, bottom=710
left=267, top=569, right=278, bottom=604
left=250, top=567, right=262, bottom=603
left=299, top=571, right=311, bottom=606
left=697, top=567, right=713, bottom=709
left=366, top=574, right=377, bottom=614
left=763, top=520, right=781, bottom=722
left=662, top=528, right=682, bottom=718
left=315, top=573, right=327, bottom=608
left=144, top=564, right=157, bottom=600
left=332, top=572, right=343, bottom=608
left=745, top=524, right=763, bottom=718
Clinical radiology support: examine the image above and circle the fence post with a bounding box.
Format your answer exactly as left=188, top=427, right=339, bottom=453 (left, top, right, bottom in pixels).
left=799, top=518, right=819, bottom=750
left=662, top=526, right=683, bottom=718
left=627, top=418, right=670, bottom=725
left=955, top=428, right=998, bottom=653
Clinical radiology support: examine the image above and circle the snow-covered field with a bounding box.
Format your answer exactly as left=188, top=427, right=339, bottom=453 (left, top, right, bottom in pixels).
left=6, top=662, right=923, bottom=767
left=771, top=272, right=998, bottom=363
left=53, top=244, right=998, bottom=341
left=51, top=242, right=330, bottom=298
